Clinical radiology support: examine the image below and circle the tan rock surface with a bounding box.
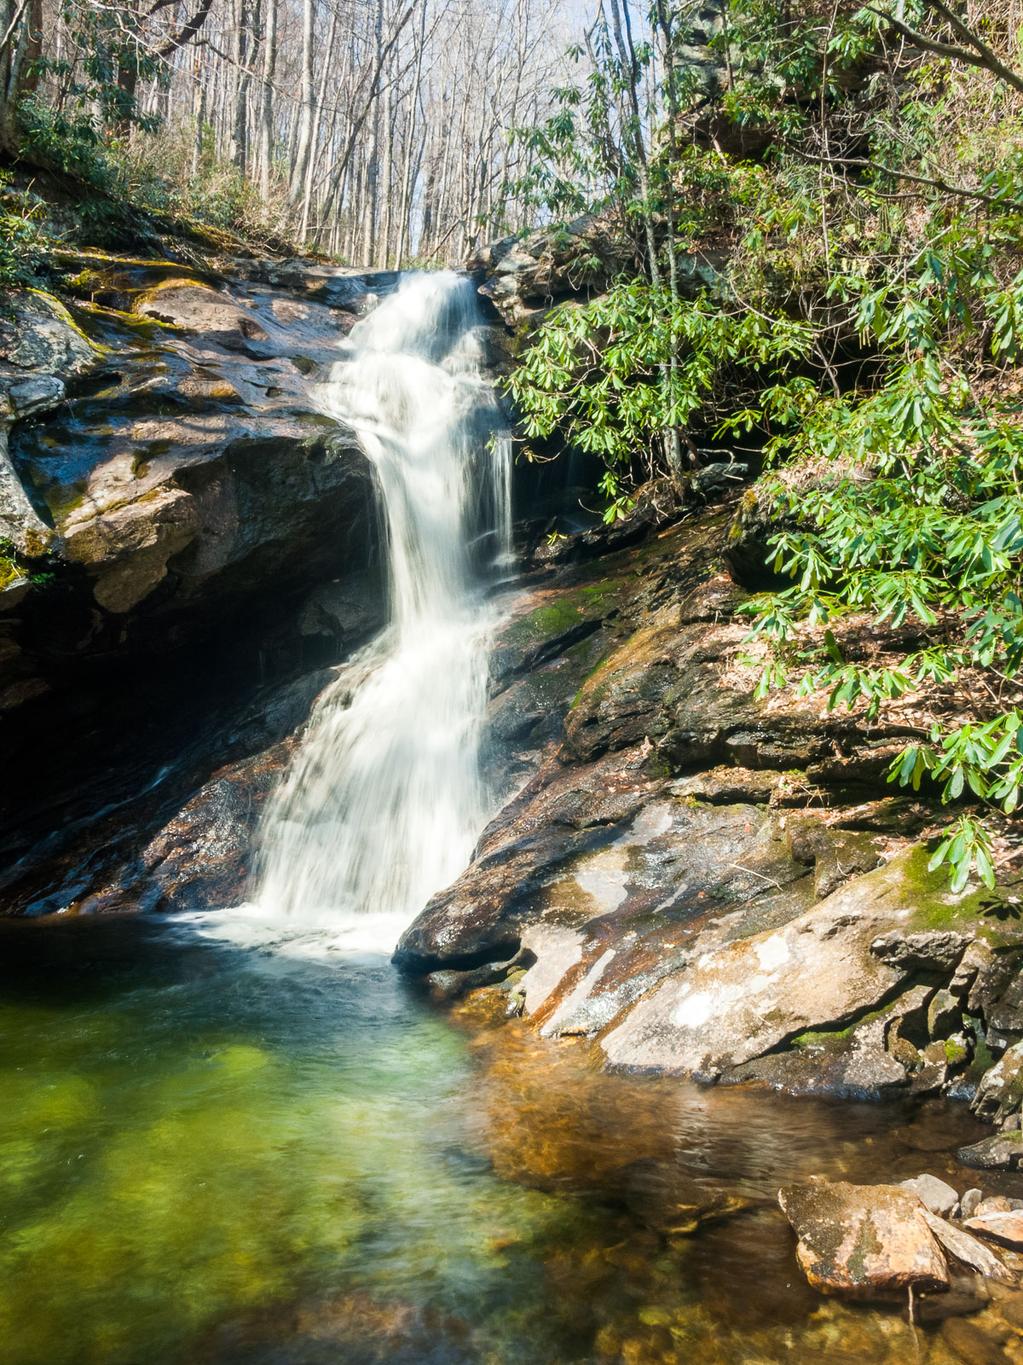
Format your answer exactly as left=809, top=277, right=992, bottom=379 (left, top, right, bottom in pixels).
left=778, top=1180, right=950, bottom=1298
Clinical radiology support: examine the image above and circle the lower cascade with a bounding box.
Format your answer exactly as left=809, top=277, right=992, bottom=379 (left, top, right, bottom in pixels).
left=211, top=271, right=511, bottom=954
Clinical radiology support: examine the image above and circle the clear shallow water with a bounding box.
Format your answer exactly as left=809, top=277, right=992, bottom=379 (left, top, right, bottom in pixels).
left=1, top=914, right=1014, bottom=1365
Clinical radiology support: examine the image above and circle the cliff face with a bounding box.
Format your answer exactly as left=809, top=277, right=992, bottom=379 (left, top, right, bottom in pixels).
left=0, top=253, right=397, bottom=912
left=0, top=257, right=400, bottom=715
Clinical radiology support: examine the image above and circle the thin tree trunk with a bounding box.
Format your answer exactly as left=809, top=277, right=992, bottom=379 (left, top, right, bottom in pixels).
left=191, top=50, right=206, bottom=175
left=653, top=0, right=687, bottom=481
left=291, top=0, right=316, bottom=202
left=258, top=0, right=277, bottom=199
left=230, top=0, right=250, bottom=170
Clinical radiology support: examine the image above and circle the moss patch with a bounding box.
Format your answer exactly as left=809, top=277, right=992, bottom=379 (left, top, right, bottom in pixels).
left=502, top=578, right=627, bottom=652
left=0, top=552, right=20, bottom=589
left=895, top=844, right=1009, bottom=939
left=944, top=1037, right=969, bottom=1066
left=791, top=1003, right=889, bottom=1053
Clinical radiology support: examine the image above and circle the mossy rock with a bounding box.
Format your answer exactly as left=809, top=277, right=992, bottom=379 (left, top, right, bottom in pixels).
left=896, top=844, right=1022, bottom=944
left=0, top=551, right=20, bottom=589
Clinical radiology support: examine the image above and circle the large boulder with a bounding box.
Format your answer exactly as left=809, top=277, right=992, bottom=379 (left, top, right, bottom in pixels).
left=778, top=1181, right=950, bottom=1298
left=598, top=852, right=931, bottom=1078
left=396, top=505, right=1023, bottom=1114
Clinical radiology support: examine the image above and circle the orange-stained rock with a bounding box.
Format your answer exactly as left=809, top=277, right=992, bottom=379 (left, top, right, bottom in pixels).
left=965, top=1211, right=1023, bottom=1250
left=920, top=1210, right=1016, bottom=1285
left=778, top=1181, right=950, bottom=1298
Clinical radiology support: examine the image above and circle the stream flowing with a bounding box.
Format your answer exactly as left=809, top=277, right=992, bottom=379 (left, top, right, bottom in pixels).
left=2, top=272, right=1017, bottom=1365
left=197, top=271, right=512, bottom=955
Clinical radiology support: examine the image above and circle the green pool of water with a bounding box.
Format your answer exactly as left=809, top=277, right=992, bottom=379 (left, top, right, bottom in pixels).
left=0, top=915, right=1016, bottom=1364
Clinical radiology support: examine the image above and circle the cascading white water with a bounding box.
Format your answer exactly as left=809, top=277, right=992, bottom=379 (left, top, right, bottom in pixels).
left=194, top=271, right=512, bottom=956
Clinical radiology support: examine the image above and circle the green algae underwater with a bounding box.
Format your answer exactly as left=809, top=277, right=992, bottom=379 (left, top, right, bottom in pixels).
left=0, top=913, right=1014, bottom=1365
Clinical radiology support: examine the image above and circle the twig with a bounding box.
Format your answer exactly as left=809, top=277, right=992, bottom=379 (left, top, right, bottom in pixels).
left=728, top=863, right=785, bottom=889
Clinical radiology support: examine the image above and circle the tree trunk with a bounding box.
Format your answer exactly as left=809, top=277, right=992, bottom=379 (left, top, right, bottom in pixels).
left=291, top=0, right=316, bottom=202
left=230, top=0, right=250, bottom=171
left=259, top=0, right=277, bottom=200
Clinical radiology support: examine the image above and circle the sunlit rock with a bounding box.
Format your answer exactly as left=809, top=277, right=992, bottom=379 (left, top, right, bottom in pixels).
left=778, top=1180, right=950, bottom=1298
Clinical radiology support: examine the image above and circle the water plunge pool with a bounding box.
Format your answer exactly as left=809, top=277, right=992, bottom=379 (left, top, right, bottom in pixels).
left=0, top=913, right=1004, bottom=1364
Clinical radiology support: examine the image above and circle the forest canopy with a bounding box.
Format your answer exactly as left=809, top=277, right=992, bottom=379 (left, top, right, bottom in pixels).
left=0, top=0, right=575, bottom=260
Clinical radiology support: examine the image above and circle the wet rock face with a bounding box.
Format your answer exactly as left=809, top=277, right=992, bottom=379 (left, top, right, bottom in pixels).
left=81, top=744, right=291, bottom=915
left=0, top=656, right=338, bottom=917
left=0, top=257, right=390, bottom=716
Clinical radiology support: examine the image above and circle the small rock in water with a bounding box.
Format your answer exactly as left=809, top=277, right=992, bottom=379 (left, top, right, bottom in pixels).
left=778, top=1180, right=950, bottom=1298
left=964, top=1211, right=1023, bottom=1250
left=961, top=1189, right=984, bottom=1220
left=916, top=1273, right=990, bottom=1323
left=920, top=1211, right=1016, bottom=1286
left=997, top=1289, right=1023, bottom=1328
left=957, top=1131, right=1023, bottom=1171
left=900, top=1174, right=959, bottom=1218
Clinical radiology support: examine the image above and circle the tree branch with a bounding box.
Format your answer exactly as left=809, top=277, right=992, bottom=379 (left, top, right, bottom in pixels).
left=783, top=139, right=1023, bottom=210
left=156, top=0, right=214, bottom=58
left=869, top=3, right=1023, bottom=97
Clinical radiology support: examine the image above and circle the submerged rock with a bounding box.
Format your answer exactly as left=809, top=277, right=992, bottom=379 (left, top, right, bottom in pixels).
left=941, top=1314, right=1015, bottom=1363
left=777, top=1181, right=950, bottom=1298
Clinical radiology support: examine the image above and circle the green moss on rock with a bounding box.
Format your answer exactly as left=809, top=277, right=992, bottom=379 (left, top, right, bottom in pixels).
left=895, top=844, right=1012, bottom=941
left=0, top=552, right=19, bottom=589
left=944, top=1037, right=969, bottom=1066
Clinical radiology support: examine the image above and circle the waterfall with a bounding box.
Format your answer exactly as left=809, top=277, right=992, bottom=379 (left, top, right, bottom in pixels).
left=195, top=272, right=512, bottom=956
